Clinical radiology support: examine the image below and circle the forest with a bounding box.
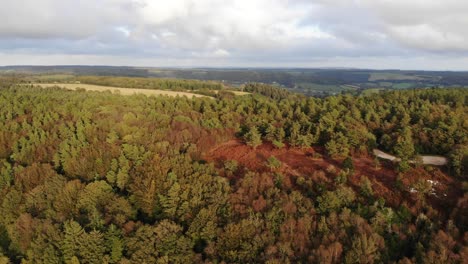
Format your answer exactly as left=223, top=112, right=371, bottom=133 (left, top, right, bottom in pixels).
left=0, top=78, right=467, bottom=263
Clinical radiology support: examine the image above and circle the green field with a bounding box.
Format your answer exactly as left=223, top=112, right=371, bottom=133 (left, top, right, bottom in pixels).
left=392, top=82, right=414, bottom=89
left=369, top=73, right=424, bottom=81
left=295, top=83, right=358, bottom=94
left=360, top=88, right=384, bottom=96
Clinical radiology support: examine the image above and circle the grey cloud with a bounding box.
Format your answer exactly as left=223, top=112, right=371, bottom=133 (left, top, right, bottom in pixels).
left=0, top=0, right=137, bottom=39
left=0, top=0, right=467, bottom=69
left=361, top=0, right=468, bottom=52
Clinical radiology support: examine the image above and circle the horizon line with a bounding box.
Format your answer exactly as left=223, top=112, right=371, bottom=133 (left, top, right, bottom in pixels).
left=1, top=65, right=468, bottom=72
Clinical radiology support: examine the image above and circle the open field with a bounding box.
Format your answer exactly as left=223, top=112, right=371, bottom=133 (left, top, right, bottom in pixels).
left=230, top=90, right=251, bottom=95
left=33, top=83, right=210, bottom=98
left=341, top=84, right=360, bottom=89
left=34, top=74, right=75, bottom=81
left=360, top=88, right=384, bottom=96
left=369, top=73, right=425, bottom=81
left=211, top=89, right=250, bottom=96
left=294, top=83, right=357, bottom=95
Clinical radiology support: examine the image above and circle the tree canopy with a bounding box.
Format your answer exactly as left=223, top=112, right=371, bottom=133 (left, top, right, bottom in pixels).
left=0, top=80, right=466, bottom=263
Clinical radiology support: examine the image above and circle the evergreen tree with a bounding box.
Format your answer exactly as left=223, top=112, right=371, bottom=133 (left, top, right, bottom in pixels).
left=343, top=156, right=354, bottom=173
left=80, top=230, right=105, bottom=264
left=394, top=127, right=415, bottom=161
left=244, top=126, right=262, bottom=149
left=344, top=233, right=383, bottom=264
left=61, top=221, right=84, bottom=262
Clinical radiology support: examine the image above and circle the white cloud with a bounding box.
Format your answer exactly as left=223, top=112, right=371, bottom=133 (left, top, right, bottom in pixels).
left=130, top=0, right=326, bottom=51
left=115, top=27, right=131, bottom=37
left=213, top=49, right=230, bottom=57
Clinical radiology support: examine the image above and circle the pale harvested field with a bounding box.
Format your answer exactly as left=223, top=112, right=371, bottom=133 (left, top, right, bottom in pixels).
left=34, top=83, right=210, bottom=98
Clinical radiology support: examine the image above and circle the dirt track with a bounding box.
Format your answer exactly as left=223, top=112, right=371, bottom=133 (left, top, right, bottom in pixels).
left=373, top=149, right=448, bottom=166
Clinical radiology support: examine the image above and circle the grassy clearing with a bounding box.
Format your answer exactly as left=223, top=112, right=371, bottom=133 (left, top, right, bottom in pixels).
left=296, top=83, right=347, bottom=92
left=34, top=74, right=75, bottom=81
left=392, top=82, right=414, bottom=89
left=232, top=91, right=251, bottom=96
left=361, top=88, right=384, bottom=96
left=341, top=84, right=360, bottom=89
left=216, top=90, right=251, bottom=96
left=33, top=83, right=211, bottom=98
left=378, top=82, right=393, bottom=87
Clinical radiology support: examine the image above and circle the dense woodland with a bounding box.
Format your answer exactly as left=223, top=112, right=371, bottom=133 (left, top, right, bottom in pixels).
left=0, top=79, right=467, bottom=263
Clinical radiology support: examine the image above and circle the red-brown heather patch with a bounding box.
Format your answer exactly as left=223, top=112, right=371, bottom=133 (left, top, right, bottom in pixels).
left=205, top=139, right=462, bottom=219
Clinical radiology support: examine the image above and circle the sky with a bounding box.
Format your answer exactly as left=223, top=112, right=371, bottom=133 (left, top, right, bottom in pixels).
left=1, top=0, right=468, bottom=70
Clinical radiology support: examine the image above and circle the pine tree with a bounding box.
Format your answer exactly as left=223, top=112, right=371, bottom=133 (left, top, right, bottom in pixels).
left=116, top=155, right=130, bottom=190
left=344, top=233, right=383, bottom=264
left=0, top=160, right=12, bottom=190
left=244, top=126, right=262, bottom=149
left=159, top=182, right=181, bottom=219
left=266, top=156, right=282, bottom=170
left=66, top=256, right=80, bottom=264
left=105, top=225, right=124, bottom=264
left=394, top=127, right=415, bottom=161
left=80, top=230, right=105, bottom=264
left=61, top=221, right=84, bottom=262
left=265, top=124, right=276, bottom=142
left=105, top=158, right=118, bottom=185
left=343, top=156, right=354, bottom=173
left=275, top=127, right=286, bottom=142
left=187, top=208, right=218, bottom=242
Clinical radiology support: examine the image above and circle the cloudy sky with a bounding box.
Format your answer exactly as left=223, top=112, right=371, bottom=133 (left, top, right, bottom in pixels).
left=1, top=0, right=468, bottom=70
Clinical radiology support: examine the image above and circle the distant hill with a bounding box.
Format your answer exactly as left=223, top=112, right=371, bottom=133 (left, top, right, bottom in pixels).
left=1, top=66, right=467, bottom=96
